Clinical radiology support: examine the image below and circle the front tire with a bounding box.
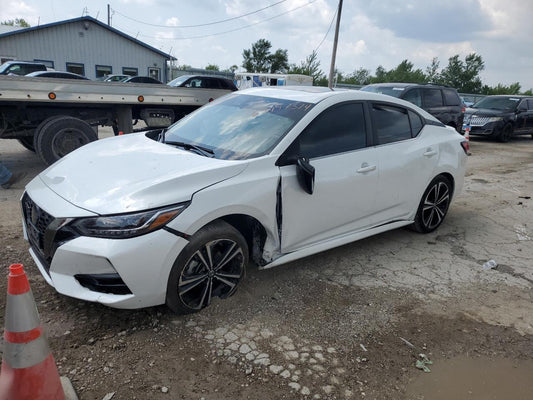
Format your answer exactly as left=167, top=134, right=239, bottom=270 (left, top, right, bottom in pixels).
left=498, top=124, right=512, bottom=142
left=412, top=176, right=452, bottom=233
left=166, top=220, right=248, bottom=314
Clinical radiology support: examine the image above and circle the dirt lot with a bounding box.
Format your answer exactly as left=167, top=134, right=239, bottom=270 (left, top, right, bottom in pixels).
left=0, top=133, right=532, bottom=400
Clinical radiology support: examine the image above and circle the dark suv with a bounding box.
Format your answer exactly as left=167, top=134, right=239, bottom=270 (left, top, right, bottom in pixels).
left=462, top=95, right=533, bottom=142
left=167, top=75, right=237, bottom=91
left=0, top=61, right=47, bottom=76
left=361, top=83, right=464, bottom=132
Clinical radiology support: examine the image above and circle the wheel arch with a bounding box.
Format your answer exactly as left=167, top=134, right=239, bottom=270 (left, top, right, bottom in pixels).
left=200, top=214, right=269, bottom=266
left=435, top=172, right=455, bottom=198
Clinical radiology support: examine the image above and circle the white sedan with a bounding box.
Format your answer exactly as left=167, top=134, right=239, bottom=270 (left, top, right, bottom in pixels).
left=21, top=87, right=468, bottom=313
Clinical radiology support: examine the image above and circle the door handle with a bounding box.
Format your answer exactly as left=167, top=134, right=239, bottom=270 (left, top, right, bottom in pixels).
left=356, top=163, right=376, bottom=173
left=423, top=148, right=437, bottom=157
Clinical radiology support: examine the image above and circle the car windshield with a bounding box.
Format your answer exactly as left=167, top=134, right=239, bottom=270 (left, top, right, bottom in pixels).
left=472, top=97, right=520, bottom=111
left=167, top=76, right=191, bottom=87
left=163, top=94, right=314, bottom=160
left=360, top=86, right=405, bottom=98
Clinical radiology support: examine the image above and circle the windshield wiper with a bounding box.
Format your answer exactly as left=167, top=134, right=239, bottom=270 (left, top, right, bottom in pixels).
left=164, top=141, right=215, bottom=158
left=158, top=128, right=167, bottom=142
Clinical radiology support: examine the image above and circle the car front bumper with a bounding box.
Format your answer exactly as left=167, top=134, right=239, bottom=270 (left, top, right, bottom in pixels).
left=462, top=120, right=504, bottom=136
left=22, top=178, right=189, bottom=309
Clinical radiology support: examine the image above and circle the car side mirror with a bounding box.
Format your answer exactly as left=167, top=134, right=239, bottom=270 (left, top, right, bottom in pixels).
left=517, top=104, right=527, bottom=113
left=296, top=157, right=315, bottom=195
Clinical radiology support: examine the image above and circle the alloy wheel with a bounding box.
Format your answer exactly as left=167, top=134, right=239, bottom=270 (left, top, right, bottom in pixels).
left=421, top=181, right=450, bottom=230
left=178, top=239, right=244, bottom=310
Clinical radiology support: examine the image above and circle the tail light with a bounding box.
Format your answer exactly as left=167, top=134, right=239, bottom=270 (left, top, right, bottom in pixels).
left=460, top=140, right=470, bottom=155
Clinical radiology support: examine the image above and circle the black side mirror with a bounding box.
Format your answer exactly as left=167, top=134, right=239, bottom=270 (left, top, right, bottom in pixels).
left=296, top=157, right=315, bottom=195
left=517, top=104, right=527, bottom=113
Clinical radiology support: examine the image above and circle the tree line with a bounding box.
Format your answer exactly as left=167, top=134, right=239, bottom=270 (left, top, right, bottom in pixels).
left=235, top=39, right=532, bottom=95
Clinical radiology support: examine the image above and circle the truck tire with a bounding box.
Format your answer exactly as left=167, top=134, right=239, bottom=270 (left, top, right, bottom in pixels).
left=32, top=116, right=65, bottom=154
left=17, top=137, right=35, bottom=152
left=34, top=116, right=97, bottom=165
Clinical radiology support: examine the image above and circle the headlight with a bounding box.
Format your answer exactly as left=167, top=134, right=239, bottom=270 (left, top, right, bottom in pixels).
left=487, top=117, right=503, bottom=122
left=70, top=203, right=189, bottom=239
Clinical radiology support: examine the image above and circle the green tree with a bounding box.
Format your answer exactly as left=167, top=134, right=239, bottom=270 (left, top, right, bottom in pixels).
left=439, top=53, right=484, bottom=92
left=425, top=57, right=440, bottom=83
left=242, top=39, right=289, bottom=73
left=205, top=64, right=220, bottom=71
left=481, top=82, right=521, bottom=95
left=288, top=50, right=325, bottom=84
left=371, top=65, right=387, bottom=83
left=385, top=60, right=426, bottom=83
left=344, top=67, right=371, bottom=85
left=1, top=18, right=30, bottom=27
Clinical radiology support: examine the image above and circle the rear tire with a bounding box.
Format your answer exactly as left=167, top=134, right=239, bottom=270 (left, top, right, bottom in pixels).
left=166, top=220, right=248, bottom=314
left=411, top=176, right=452, bottom=233
left=34, top=116, right=97, bottom=165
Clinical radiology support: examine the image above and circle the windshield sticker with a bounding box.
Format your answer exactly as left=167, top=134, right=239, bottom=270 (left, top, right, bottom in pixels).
left=393, top=88, right=405, bottom=91
left=509, top=98, right=520, bottom=101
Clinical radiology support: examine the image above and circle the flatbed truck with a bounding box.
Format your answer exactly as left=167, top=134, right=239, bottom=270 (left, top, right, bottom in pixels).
left=0, top=75, right=232, bottom=164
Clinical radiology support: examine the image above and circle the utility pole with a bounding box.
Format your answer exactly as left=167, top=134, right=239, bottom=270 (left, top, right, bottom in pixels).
left=107, top=4, right=111, bottom=26
left=328, top=0, right=343, bottom=89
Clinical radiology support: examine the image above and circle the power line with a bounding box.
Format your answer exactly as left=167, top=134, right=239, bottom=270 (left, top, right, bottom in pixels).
left=112, top=0, right=288, bottom=29
left=113, top=0, right=318, bottom=41
left=314, top=6, right=337, bottom=53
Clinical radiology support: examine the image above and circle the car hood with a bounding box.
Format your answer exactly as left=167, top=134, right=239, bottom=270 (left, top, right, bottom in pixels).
left=465, top=107, right=511, bottom=116
left=38, top=133, right=248, bottom=215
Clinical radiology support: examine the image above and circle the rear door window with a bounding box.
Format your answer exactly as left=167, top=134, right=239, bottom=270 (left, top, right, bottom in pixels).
left=372, top=104, right=412, bottom=144
left=403, top=89, right=422, bottom=107
left=423, top=89, right=444, bottom=107
left=443, top=89, right=461, bottom=106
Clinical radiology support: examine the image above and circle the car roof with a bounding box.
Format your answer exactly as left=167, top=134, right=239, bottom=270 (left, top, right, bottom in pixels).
left=363, top=82, right=452, bottom=89
left=3, top=60, right=44, bottom=65
left=26, top=71, right=85, bottom=77
left=484, top=95, right=530, bottom=99
left=238, top=86, right=426, bottom=105
left=181, top=75, right=232, bottom=80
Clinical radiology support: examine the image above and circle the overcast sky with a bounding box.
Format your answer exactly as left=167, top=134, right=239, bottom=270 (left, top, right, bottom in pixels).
left=2, top=0, right=533, bottom=91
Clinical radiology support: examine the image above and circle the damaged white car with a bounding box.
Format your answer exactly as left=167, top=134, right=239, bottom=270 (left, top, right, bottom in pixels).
left=22, top=87, right=468, bottom=313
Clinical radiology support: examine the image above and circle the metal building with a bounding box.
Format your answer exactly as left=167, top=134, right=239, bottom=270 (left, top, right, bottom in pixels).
left=0, top=16, right=174, bottom=82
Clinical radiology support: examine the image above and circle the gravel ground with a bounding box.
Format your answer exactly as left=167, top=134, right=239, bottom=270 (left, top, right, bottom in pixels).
left=0, top=132, right=532, bottom=399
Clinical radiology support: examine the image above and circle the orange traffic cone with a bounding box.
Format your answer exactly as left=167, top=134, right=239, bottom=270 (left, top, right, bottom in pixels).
left=464, top=125, right=471, bottom=155
left=0, top=264, right=65, bottom=400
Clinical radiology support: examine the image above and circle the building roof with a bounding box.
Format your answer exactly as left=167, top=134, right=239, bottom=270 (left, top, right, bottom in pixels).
left=0, top=25, right=22, bottom=34
left=0, top=16, right=175, bottom=60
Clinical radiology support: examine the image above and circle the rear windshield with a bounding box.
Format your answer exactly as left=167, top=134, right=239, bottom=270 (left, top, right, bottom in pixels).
left=360, top=86, right=405, bottom=98
left=472, top=97, right=520, bottom=111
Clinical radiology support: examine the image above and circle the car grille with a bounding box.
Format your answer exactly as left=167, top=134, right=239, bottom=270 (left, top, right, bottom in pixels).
left=465, top=115, right=492, bottom=126
left=21, top=193, right=78, bottom=274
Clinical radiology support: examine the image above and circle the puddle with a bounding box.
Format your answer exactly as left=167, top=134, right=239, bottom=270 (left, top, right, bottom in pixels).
left=406, top=356, right=533, bottom=400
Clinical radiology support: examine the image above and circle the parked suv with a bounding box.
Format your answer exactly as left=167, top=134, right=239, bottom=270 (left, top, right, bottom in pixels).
left=0, top=61, right=47, bottom=76
left=361, top=83, right=464, bottom=132
left=462, top=95, right=533, bottom=142
left=168, top=75, right=238, bottom=91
